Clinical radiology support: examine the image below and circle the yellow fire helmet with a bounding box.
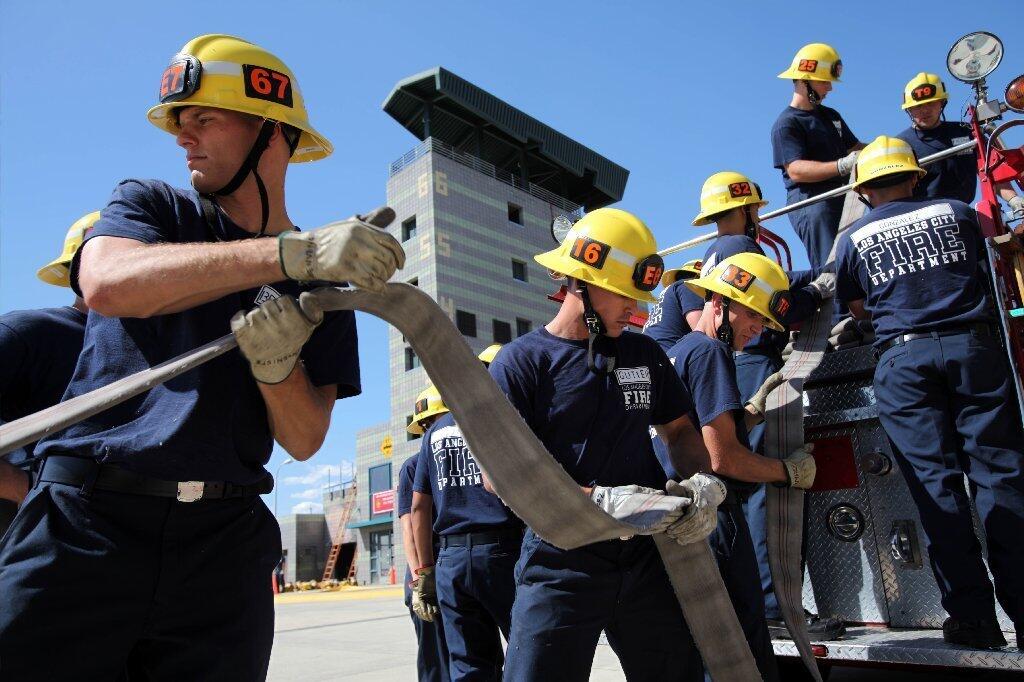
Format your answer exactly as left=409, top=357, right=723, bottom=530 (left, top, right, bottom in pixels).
left=692, top=171, right=769, bottom=226
left=852, top=136, right=927, bottom=189
left=660, top=259, right=703, bottom=287
left=902, top=72, right=949, bottom=110
left=478, top=344, right=502, bottom=366
left=36, top=210, right=101, bottom=287
left=778, top=43, right=843, bottom=82
left=407, top=385, right=450, bottom=435
left=685, top=252, right=792, bottom=332
left=147, top=34, right=332, bottom=163
left=535, top=207, right=664, bottom=304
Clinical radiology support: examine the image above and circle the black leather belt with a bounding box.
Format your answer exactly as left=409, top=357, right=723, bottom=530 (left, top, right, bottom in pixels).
left=440, top=528, right=523, bottom=548
left=874, top=323, right=994, bottom=357
left=38, top=455, right=273, bottom=502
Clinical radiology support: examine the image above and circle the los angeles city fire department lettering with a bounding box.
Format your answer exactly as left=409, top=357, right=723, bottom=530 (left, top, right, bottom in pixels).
left=431, top=424, right=483, bottom=489
left=614, top=366, right=652, bottom=411
left=849, top=202, right=966, bottom=285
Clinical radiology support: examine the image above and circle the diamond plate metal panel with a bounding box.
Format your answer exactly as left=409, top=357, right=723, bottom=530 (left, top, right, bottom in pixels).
left=806, top=346, right=876, bottom=384
left=774, top=626, right=1023, bottom=670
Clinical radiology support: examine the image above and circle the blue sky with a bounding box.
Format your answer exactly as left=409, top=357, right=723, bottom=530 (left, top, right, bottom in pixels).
left=3, top=1, right=1022, bottom=515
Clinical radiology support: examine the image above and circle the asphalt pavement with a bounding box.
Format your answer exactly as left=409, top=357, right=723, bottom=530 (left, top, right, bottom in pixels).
left=268, top=587, right=1023, bottom=681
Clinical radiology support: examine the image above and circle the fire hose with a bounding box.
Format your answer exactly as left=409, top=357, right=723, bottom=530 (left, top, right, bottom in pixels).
left=0, top=283, right=761, bottom=681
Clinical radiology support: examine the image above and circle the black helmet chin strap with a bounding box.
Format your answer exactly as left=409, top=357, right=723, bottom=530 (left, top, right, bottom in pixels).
left=856, top=192, right=873, bottom=210
left=743, top=205, right=759, bottom=240
left=206, top=119, right=277, bottom=237
left=715, top=296, right=735, bottom=347
left=577, top=280, right=617, bottom=376
left=804, top=80, right=821, bottom=107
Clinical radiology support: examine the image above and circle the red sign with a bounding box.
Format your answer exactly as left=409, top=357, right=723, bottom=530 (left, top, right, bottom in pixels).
left=372, top=489, right=396, bottom=515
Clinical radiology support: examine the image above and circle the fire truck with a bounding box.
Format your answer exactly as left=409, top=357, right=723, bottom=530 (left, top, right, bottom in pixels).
left=756, top=31, right=1024, bottom=678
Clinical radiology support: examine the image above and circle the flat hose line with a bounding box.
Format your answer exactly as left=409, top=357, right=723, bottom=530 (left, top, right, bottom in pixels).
left=0, top=283, right=760, bottom=681
left=763, top=190, right=866, bottom=681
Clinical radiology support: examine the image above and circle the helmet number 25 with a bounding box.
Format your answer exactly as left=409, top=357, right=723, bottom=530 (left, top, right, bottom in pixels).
left=243, top=65, right=294, bottom=108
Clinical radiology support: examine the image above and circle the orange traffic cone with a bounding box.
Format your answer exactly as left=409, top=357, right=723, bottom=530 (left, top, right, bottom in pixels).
left=272, top=573, right=279, bottom=594
left=389, top=565, right=397, bottom=585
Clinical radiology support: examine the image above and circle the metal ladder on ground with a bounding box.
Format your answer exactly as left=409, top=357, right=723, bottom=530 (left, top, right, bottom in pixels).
left=321, top=488, right=357, bottom=582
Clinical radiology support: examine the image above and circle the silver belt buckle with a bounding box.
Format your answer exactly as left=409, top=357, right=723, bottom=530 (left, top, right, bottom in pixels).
left=176, top=481, right=205, bottom=503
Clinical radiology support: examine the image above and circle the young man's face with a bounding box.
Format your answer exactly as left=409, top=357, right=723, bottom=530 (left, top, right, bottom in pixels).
left=718, top=296, right=766, bottom=350
left=907, top=100, right=943, bottom=130
left=587, top=283, right=638, bottom=338
left=175, top=106, right=263, bottom=193
left=800, top=79, right=833, bottom=101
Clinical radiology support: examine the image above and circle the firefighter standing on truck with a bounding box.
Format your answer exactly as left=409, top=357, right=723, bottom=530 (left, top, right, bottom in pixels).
left=488, top=207, right=727, bottom=681
left=656, top=252, right=821, bottom=680
left=399, top=386, right=451, bottom=682
left=835, top=135, right=1024, bottom=650
left=411, top=345, right=525, bottom=680
left=0, top=34, right=404, bottom=680
left=896, top=72, right=1024, bottom=211
left=0, top=212, right=96, bottom=537
left=771, top=43, right=865, bottom=270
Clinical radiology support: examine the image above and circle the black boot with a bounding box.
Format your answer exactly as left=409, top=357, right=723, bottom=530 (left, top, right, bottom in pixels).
left=767, top=610, right=846, bottom=641
left=942, top=617, right=1007, bottom=649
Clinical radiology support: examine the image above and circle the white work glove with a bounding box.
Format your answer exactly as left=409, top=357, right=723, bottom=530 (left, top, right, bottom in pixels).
left=745, top=371, right=787, bottom=420
left=278, top=206, right=405, bottom=291
left=663, top=473, right=727, bottom=546
left=779, top=444, right=816, bottom=489
left=1009, top=195, right=1024, bottom=216
left=828, top=317, right=875, bottom=351
left=836, top=150, right=859, bottom=177
left=231, top=292, right=323, bottom=384
left=781, top=331, right=799, bottom=364
left=808, top=272, right=836, bottom=301
left=589, top=484, right=690, bottom=535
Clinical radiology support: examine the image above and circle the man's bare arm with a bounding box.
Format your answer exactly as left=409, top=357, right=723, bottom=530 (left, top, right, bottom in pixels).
left=785, top=159, right=842, bottom=184
left=848, top=299, right=868, bottom=320
left=78, top=236, right=284, bottom=318
left=0, top=460, right=30, bottom=505
left=261, top=370, right=336, bottom=461
left=400, top=513, right=419, bottom=578
left=411, top=491, right=436, bottom=570
left=655, top=414, right=712, bottom=479
left=701, top=413, right=786, bottom=483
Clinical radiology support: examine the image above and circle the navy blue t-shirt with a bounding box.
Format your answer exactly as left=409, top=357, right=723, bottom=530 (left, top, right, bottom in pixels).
left=656, top=333, right=752, bottom=493
left=644, top=235, right=820, bottom=353
left=896, top=122, right=976, bottom=204
left=35, top=179, right=361, bottom=484
left=771, top=105, right=859, bottom=197
left=412, top=413, right=521, bottom=536
left=836, top=197, right=992, bottom=345
left=489, top=328, right=692, bottom=490
left=397, top=455, right=418, bottom=518
left=0, top=306, right=87, bottom=467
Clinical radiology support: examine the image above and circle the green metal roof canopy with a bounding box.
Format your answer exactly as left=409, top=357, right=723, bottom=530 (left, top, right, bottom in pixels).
left=383, top=67, right=628, bottom=211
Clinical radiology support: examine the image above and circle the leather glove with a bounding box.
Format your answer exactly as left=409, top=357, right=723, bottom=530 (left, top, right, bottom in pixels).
left=745, top=371, right=787, bottom=420
left=1009, top=195, right=1024, bottom=217
left=411, top=567, right=439, bottom=622
left=664, top=474, right=726, bottom=545
left=278, top=206, right=405, bottom=291
left=836, top=150, right=859, bottom=177
left=807, top=272, right=836, bottom=301
left=781, top=331, right=798, bottom=364
left=231, top=292, right=323, bottom=384
left=589, top=484, right=690, bottom=535
left=828, top=317, right=875, bottom=351
left=779, top=444, right=816, bottom=489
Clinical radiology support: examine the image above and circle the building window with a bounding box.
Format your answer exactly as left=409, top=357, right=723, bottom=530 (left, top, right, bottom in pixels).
left=456, top=310, right=477, bottom=337
left=401, top=217, right=417, bottom=242
left=516, top=318, right=532, bottom=337
left=508, top=203, right=523, bottom=225
left=511, top=259, right=527, bottom=282
left=405, top=347, right=420, bottom=371
left=493, top=320, right=512, bottom=344
left=368, top=463, right=392, bottom=518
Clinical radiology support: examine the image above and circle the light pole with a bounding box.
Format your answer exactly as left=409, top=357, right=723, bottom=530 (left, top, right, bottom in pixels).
left=273, top=457, right=294, bottom=519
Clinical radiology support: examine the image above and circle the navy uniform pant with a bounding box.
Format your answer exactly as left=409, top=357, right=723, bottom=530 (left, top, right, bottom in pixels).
left=505, top=530, right=702, bottom=682
left=405, top=568, right=451, bottom=681
left=735, top=351, right=785, bottom=621
left=0, top=478, right=281, bottom=681
left=874, top=332, right=1024, bottom=630
left=707, top=499, right=779, bottom=681
left=435, top=535, right=519, bottom=680
left=786, top=192, right=845, bottom=272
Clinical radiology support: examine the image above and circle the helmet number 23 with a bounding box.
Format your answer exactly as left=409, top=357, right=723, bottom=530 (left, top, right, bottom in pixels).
left=570, top=237, right=610, bottom=269
left=243, top=65, right=294, bottom=108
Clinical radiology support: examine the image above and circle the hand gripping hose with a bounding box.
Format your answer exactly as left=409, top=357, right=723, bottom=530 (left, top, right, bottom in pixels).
left=762, top=191, right=867, bottom=681
left=0, top=283, right=760, bottom=681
